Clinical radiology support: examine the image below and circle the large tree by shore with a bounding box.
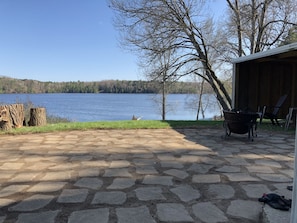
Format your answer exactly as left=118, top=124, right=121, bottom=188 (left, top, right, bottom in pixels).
left=109, top=0, right=297, bottom=110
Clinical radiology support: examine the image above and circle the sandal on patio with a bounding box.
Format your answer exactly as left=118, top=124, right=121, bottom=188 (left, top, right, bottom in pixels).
left=258, top=193, right=290, bottom=211
left=279, top=196, right=292, bottom=208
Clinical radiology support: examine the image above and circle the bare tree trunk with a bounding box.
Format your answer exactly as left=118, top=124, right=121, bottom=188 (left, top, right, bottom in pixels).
left=29, top=107, right=47, bottom=126
left=162, top=80, right=166, bottom=121
left=196, top=79, right=205, bottom=120
left=226, top=0, right=244, bottom=56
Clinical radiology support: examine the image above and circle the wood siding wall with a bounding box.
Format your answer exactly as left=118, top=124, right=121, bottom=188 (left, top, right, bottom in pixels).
left=234, top=61, right=297, bottom=118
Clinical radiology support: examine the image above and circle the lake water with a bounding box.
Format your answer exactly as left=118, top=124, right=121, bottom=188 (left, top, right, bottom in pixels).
left=0, top=93, right=221, bottom=122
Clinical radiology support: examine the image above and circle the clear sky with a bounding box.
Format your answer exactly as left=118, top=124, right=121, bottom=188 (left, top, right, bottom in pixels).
left=0, top=0, right=226, bottom=82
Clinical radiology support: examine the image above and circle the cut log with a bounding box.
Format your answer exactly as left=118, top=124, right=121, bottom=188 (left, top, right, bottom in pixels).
left=8, top=104, right=24, bottom=128
left=0, top=107, right=12, bottom=130
left=0, top=103, right=24, bottom=130
left=29, top=107, right=47, bottom=126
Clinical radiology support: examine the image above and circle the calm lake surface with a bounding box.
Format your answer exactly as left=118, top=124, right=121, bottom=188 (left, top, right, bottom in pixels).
left=0, top=93, right=221, bottom=122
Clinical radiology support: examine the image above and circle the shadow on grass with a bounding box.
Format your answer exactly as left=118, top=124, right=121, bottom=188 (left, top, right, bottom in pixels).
left=164, top=120, right=223, bottom=129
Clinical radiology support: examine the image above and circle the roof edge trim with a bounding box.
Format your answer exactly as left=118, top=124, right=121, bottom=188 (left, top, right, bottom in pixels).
left=231, top=42, right=297, bottom=64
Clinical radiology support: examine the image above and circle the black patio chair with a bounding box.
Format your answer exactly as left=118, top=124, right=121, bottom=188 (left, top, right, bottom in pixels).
left=259, top=94, right=287, bottom=125
left=223, top=110, right=259, bottom=141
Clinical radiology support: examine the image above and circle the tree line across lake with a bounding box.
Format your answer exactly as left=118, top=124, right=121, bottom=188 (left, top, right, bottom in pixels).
left=0, top=76, right=223, bottom=94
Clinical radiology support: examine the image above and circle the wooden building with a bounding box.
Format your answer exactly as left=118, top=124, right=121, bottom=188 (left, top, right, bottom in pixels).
left=232, top=42, right=297, bottom=118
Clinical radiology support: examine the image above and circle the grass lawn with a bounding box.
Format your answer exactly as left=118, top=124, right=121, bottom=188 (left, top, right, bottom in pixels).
left=0, top=120, right=223, bottom=135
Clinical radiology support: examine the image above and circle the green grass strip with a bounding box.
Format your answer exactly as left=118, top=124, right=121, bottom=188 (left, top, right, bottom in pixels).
left=0, top=120, right=223, bottom=135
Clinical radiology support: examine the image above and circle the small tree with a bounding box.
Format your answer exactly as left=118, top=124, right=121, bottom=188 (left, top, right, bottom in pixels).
left=144, top=47, right=177, bottom=120
left=196, top=78, right=205, bottom=120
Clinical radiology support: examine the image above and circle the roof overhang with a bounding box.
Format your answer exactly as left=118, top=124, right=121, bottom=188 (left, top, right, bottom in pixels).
left=232, top=42, right=297, bottom=64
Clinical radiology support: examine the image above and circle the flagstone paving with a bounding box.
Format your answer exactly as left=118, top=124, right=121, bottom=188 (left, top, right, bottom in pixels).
left=0, top=128, right=294, bottom=223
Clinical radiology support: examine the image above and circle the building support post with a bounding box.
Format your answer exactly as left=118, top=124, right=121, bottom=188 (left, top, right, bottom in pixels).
left=290, top=116, right=297, bottom=223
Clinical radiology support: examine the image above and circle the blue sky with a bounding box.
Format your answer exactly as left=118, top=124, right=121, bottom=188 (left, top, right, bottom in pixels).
left=0, top=0, right=226, bottom=82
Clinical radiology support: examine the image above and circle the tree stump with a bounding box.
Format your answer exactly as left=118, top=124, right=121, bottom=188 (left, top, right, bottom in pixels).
left=8, top=104, right=24, bottom=128
left=0, top=107, right=12, bottom=130
left=0, top=104, right=24, bottom=130
left=29, top=107, right=47, bottom=126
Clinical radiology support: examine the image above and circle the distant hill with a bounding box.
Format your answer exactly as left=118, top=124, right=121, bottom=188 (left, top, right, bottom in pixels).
left=0, top=76, right=217, bottom=94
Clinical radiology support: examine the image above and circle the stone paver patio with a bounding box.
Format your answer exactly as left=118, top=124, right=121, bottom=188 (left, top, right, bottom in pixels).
left=0, top=128, right=294, bottom=223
